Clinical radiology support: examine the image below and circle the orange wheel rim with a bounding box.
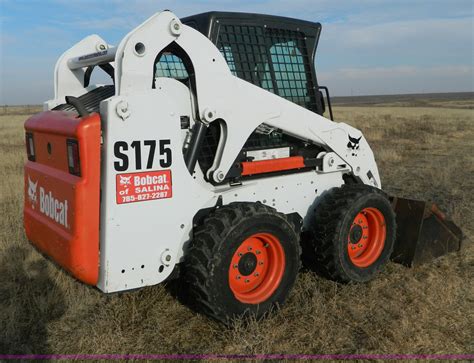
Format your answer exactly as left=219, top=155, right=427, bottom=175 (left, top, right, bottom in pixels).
left=228, top=233, right=285, bottom=304
left=347, top=207, right=386, bottom=268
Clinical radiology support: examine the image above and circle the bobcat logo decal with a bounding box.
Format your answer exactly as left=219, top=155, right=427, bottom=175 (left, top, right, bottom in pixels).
left=28, top=176, right=38, bottom=208
left=119, top=176, right=131, bottom=186
left=347, top=135, right=362, bottom=156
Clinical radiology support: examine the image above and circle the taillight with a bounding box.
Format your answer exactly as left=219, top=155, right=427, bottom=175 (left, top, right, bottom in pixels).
left=67, top=139, right=81, bottom=176
left=25, top=132, right=35, bottom=161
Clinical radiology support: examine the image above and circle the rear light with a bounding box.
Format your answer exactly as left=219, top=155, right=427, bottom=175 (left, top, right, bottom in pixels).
left=25, top=132, right=35, bottom=161
left=67, top=139, right=81, bottom=176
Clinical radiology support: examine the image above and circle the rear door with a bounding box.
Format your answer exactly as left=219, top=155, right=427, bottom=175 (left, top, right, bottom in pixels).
left=24, top=111, right=101, bottom=285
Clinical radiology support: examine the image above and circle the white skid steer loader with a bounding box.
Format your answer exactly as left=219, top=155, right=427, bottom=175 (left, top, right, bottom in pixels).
left=23, top=11, right=463, bottom=322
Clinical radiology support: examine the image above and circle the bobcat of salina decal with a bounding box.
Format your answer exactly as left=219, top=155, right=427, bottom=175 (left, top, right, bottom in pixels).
left=116, top=170, right=172, bottom=204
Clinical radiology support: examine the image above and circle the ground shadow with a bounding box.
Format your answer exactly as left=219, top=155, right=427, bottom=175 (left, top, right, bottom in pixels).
left=0, top=246, right=65, bottom=356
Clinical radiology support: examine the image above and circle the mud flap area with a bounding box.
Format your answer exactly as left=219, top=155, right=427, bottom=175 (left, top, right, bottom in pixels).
left=24, top=111, right=101, bottom=285
left=390, top=197, right=464, bottom=267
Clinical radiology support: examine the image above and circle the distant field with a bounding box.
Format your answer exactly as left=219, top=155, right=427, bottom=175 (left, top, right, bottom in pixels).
left=0, top=105, right=42, bottom=115
left=331, top=92, right=474, bottom=109
left=0, top=98, right=473, bottom=356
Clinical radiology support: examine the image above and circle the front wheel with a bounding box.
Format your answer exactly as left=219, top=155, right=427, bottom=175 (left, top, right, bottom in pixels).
left=183, top=202, right=301, bottom=323
left=304, top=184, right=396, bottom=283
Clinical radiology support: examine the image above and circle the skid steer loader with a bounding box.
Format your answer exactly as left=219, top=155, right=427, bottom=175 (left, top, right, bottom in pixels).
left=23, top=11, right=463, bottom=322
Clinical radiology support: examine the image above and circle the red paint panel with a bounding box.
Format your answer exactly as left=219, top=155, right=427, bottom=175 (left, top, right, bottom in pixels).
left=24, top=111, right=101, bottom=285
left=241, top=156, right=305, bottom=176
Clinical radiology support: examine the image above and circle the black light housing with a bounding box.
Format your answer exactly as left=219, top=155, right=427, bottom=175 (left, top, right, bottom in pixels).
left=25, top=132, right=35, bottom=161
left=66, top=139, right=81, bottom=176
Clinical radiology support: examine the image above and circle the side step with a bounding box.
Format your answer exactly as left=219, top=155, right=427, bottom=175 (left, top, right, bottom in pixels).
left=390, top=197, right=464, bottom=267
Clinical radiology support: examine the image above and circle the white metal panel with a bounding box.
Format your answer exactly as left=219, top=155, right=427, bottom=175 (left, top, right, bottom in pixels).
left=67, top=47, right=117, bottom=70
left=98, top=83, right=214, bottom=292
left=51, top=35, right=111, bottom=108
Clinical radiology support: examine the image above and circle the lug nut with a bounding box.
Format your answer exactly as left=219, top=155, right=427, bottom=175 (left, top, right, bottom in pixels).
left=248, top=246, right=252, bottom=251
left=259, top=261, right=264, bottom=265
left=358, top=244, right=363, bottom=248
left=254, top=272, right=259, bottom=277
left=245, top=279, right=250, bottom=283
left=256, top=250, right=261, bottom=255
left=236, top=275, right=241, bottom=280
left=233, top=264, right=238, bottom=268
left=264, top=243, right=269, bottom=248
left=238, top=252, right=243, bottom=257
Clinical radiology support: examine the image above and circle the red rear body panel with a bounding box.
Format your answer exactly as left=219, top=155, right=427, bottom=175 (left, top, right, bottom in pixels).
left=24, top=111, right=101, bottom=285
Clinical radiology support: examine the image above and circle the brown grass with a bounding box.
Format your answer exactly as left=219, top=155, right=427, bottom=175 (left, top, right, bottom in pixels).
left=0, top=104, right=473, bottom=356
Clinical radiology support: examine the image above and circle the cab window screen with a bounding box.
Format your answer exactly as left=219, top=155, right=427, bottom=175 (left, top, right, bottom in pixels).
left=219, top=45, right=237, bottom=75
left=270, top=40, right=310, bottom=107
left=217, top=25, right=274, bottom=93
left=155, top=52, right=189, bottom=80
left=216, top=24, right=317, bottom=111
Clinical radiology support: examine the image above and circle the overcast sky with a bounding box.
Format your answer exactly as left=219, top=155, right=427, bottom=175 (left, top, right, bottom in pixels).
left=0, top=0, right=473, bottom=105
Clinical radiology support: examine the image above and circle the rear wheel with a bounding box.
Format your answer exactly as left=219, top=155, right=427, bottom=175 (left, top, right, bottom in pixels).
left=303, top=184, right=396, bottom=283
left=183, top=202, right=300, bottom=323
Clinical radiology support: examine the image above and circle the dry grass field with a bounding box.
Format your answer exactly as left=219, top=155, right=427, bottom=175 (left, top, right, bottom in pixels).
left=0, top=98, right=473, bottom=356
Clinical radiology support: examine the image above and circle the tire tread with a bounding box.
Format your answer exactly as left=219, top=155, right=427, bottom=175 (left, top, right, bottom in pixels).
left=306, top=184, right=396, bottom=283
left=183, top=202, right=301, bottom=322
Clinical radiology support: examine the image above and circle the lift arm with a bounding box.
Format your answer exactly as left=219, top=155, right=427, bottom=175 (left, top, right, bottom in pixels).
left=50, top=10, right=381, bottom=188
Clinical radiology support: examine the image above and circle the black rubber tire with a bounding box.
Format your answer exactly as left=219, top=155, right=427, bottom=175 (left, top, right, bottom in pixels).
left=303, top=184, right=396, bottom=283
left=183, top=202, right=301, bottom=323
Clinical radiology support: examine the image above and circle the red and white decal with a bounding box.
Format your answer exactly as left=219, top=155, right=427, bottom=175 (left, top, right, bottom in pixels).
left=116, top=170, right=172, bottom=204
left=27, top=175, right=70, bottom=229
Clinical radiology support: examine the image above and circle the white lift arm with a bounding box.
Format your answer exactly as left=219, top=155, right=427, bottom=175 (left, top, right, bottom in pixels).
left=50, top=10, right=381, bottom=188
